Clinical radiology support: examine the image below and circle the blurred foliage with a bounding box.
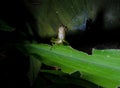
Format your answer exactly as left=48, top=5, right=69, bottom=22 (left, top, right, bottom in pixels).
left=24, top=0, right=120, bottom=37
left=28, top=56, right=41, bottom=86
left=33, top=70, right=101, bottom=88
left=0, top=20, right=15, bottom=32
left=24, top=0, right=98, bottom=37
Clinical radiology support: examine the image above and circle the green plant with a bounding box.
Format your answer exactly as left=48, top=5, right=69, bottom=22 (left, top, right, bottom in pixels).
left=23, top=44, right=120, bottom=88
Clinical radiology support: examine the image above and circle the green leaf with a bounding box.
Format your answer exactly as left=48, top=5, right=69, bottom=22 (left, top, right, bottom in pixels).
left=28, top=56, right=42, bottom=86
left=33, top=70, right=100, bottom=88
left=24, top=0, right=98, bottom=37
left=0, top=20, right=15, bottom=32
left=25, top=44, right=120, bottom=88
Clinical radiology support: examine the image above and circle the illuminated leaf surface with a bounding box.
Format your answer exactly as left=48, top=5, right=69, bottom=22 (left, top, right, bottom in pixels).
left=25, top=44, right=120, bottom=88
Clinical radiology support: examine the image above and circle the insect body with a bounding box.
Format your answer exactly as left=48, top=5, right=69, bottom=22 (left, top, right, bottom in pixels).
left=51, top=25, right=69, bottom=45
